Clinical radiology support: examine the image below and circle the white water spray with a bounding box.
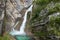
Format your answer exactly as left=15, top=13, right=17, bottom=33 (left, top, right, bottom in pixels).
left=19, top=5, right=33, bottom=34
left=10, top=5, right=33, bottom=36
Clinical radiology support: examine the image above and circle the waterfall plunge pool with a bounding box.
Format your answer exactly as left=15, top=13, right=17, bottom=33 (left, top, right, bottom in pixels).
left=15, top=35, right=30, bottom=40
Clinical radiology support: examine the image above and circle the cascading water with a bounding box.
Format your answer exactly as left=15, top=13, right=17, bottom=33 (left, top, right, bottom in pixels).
left=19, top=5, right=33, bottom=35
left=10, top=5, right=33, bottom=36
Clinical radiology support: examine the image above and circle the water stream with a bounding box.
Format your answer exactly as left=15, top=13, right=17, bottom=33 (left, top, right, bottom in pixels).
left=10, top=5, right=33, bottom=36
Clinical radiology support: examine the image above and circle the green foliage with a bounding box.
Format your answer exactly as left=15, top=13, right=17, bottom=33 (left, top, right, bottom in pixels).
left=30, top=0, right=60, bottom=40
left=35, top=0, right=60, bottom=5
left=35, top=0, right=50, bottom=5
left=0, top=34, right=10, bottom=40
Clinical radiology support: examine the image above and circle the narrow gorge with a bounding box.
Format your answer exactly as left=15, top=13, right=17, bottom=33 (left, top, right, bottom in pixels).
left=0, top=0, right=60, bottom=40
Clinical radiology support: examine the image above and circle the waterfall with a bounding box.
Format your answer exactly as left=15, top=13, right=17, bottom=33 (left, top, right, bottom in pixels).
left=19, top=10, right=28, bottom=34
left=10, top=5, right=33, bottom=36
left=19, top=5, right=33, bottom=34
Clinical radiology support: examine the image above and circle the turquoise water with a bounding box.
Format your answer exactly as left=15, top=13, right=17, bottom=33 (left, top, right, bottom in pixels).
left=15, top=35, right=30, bottom=40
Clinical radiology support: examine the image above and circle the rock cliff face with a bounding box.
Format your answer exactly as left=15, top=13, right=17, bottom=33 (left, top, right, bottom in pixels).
left=5, top=0, right=24, bottom=31
left=0, top=0, right=5, bottom=35
left=0, top=0, right=33, bottom=35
